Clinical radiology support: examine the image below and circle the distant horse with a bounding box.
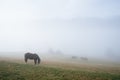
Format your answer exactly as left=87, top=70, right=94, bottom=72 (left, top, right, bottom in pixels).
left=24, top=52, right=41, bottom=65
left=80, top=57, right=88, bottom=61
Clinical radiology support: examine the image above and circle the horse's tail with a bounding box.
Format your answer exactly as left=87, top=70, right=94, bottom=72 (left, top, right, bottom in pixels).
left=37, top=56, right=41, bottom=64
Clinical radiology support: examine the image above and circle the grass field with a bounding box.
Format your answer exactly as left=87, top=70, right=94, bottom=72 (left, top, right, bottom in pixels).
left=0, top=58, right=120, bottom=80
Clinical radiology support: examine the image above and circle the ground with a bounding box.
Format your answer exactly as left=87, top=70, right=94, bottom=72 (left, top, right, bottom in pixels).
left=0, top=57, right=120, bottom=80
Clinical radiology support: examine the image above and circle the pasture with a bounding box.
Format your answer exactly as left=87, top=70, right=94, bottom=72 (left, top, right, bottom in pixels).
left=0, top=57, right=120, bottom=80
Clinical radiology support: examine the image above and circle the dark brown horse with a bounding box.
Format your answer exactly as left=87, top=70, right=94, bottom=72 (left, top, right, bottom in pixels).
left=24, top=52, right=41, bottom=65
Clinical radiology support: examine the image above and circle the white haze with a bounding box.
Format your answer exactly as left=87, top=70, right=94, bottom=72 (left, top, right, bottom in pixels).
left=0, top=0, right=120, bottom=61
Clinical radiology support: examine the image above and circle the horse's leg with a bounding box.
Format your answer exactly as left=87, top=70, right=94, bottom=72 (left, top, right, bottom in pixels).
left=34, top=59, right=37, bottom=65
left=37, top=57, right=40, bottom=64
left=25, top=58, right=28, bottom=63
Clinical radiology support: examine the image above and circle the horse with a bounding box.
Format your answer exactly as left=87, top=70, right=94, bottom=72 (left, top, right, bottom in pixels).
left=80, top=57, right=88, bottom=61
left=24, top=52, right=41, bottom=65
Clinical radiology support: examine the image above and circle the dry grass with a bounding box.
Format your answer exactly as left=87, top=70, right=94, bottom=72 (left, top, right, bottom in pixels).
left=0, top=57, right=120, bottom=80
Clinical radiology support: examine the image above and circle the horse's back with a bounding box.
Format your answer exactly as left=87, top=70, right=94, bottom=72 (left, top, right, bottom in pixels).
left=25, top=52, right=31, bottom=56
left=25, top=52, right=33, bottom=59
left=25, top=52, right=39, bottom=59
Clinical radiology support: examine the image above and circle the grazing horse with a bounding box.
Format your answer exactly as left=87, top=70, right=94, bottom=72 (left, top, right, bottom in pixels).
left=24, top=52, right=41, bottom=65
left=80, top=57, right=88, bottom=61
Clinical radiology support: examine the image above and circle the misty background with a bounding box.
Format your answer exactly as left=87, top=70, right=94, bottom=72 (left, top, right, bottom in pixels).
left=0, top=0, right=120, bottom=61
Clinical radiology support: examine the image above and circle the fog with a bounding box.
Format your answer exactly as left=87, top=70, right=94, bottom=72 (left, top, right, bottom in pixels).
left=0, top=0, right=120, bottom=61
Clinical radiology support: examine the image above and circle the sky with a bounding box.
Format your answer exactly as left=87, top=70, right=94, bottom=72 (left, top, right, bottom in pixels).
left=0, top=0, right=120, bottom=60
